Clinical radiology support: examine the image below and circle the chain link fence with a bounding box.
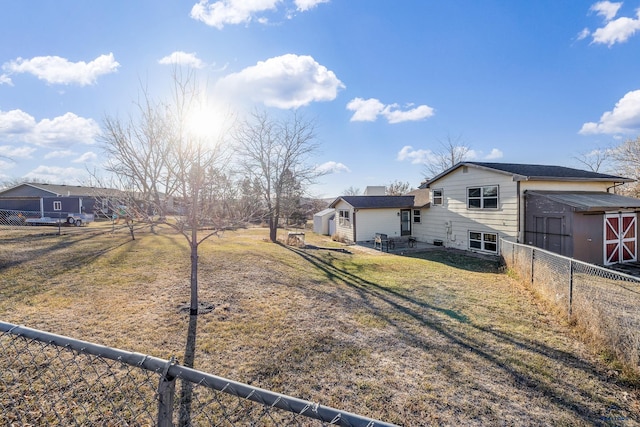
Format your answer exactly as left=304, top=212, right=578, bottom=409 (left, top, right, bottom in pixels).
left=0, top=322, right=396, bottom=427
left=501, top=239, right=640, bottom=372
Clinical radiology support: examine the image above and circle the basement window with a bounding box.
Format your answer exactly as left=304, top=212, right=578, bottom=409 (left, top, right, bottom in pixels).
left=469, top=231, right=498, bottom=253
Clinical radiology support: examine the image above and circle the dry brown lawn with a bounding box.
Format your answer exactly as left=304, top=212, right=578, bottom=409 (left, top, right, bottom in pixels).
left=0, top=223, right=639, bottom=426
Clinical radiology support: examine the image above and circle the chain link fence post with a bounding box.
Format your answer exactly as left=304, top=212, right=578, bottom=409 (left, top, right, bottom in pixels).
left=157, top=356, right=177, bottom=427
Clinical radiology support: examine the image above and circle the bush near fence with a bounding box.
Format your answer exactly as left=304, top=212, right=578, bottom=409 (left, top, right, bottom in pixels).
left=501, top=239, right=640, bottom=374
left=0, top=322, right=396, bottom=427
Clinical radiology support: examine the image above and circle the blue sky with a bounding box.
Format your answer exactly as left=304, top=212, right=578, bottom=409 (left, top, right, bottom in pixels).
left=2, top=1, right=640, bottom=197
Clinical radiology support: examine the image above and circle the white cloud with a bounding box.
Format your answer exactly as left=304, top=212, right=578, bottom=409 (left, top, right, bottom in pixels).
left=0, top=159, right=14, bottom=172
left=0, top=109, right=37, bottom=133
left=44, top=150, right=76, bottom=159
left=295, top=0, right=329, bottom=12
left=577, top=27, right=591, bottom=41
left=190, top=0, right=280, bottom=29
left=346, top=98, right=384, bottom=122
left=347, top=98, right=435, bottom=123
left=0, top=74, right=12, bottom=85
left=158, top=51, right=205, bottom=69
left=315, top=161, right=350, bottom=174
left=586, top=2, right=640, bottom=46
left=2, top=53, right=119, bottom=86
left=0, top=109, right=100, bottom=148
left=215, top=54, right=344, bottom=109
left=592, top=15, right=640, bottom=46
left=396, top=146, right=435, bottom=165
left=23, top=165, right=88, bottom=184
left=590, top=1, right=622, bottom=21
left=0, top=145, right=36, bottom=159
left=579, top=89, right=640, bottom=134
left=72, top=151, right=98, bottom=163
left=484, top=148, right=504, bottom=160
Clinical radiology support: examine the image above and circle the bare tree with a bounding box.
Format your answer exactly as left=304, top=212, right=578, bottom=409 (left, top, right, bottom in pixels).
left=610, top=136, right=640, bottom=196
left=386, top=180, right=411, bottom=195
left=342, top=186, right=361, bottom=196
left=100, top=70, right=234, bottom=315
left=573, top=147, right=614, bottom=172
left=234, top=111, right=322, bottom=242
left=423, top=134, right=471, bottom=178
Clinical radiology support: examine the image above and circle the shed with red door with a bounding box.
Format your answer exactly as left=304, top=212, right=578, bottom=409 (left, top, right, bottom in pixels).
left=524, top=191, right=640, bottom=266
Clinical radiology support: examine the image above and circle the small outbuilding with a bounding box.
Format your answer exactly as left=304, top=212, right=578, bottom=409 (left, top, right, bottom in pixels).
left=524, top=190, right=640, bottom=265
left=313, top=208, right=335, bottom=235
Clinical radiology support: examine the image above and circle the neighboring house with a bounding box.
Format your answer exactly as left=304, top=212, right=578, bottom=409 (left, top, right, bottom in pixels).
left=0, top=182, right=124, bottom=218
left=329, top=190, right=429, bottom=243
left=416, top=162, right=636, bottom=265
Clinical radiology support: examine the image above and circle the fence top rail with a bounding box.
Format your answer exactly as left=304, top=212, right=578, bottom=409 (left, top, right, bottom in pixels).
left=0, top=321, right=397, bottom=427
left=499, top=238, right=640, bottom=283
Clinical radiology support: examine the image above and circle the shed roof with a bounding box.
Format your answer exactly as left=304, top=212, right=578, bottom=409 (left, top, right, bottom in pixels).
left=428, top=162, right=631, bottom=186
left=526, top=191, right=640, bottom=212
left=314, top=208, right=335, bottom=217
left=329, top=195, right=415, bottom=209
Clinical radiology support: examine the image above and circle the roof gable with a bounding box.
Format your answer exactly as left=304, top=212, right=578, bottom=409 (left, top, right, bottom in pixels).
left=428, top=162, right=632, bottom=186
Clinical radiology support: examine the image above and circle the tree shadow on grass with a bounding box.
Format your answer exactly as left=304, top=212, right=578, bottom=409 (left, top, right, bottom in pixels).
left=179, top=314, right=198, bottom=427
left=285, top=245, right=639, bottom=424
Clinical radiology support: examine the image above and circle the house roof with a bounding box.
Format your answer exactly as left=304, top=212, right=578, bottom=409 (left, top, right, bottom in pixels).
left=0, top=182, right=125, bottom=198
left=427, top=162, right=632, bottom=186
left=329, top=195, right=415, bottom=209
left=406, top=188, right=430, bottom=208
left=526, top=191, right=640, bottom=212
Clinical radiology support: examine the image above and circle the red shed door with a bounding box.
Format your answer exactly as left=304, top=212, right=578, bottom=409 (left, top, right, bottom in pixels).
left=604, top=213, right=637, bottom=265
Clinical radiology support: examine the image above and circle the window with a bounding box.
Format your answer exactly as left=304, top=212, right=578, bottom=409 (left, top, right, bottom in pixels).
left=338, top=209, right=350, bottom=226
left=413, top=209, right=421, bottom=223
left=53, top=201, right=62, bottom=211
left=467, top=185, right=498, bottom=209
left=432, top=189, right=443, bottom=206
left=469, top=231, right=498, bottom=253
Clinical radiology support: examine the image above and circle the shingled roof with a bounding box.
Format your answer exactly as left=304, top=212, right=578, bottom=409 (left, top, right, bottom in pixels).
left=329, top=195, right=415, bottom=209
left=428, top=162, right=632, bottom=185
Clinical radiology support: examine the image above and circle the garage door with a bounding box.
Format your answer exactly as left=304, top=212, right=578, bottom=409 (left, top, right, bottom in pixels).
left=604, top=213, right=637, bottom=265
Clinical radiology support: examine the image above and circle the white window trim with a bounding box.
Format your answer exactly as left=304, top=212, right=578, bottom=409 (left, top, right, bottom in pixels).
left=53, top=201, right=62, bottom=211
left=413, top=209, right=421, bottom=223
left=338, top=209, right=351, bottom=227
left=467, top=185, right=499, bottom=210
left=468, top=231, right=498, bottom=254
left=432, top=189, right=444, bottom=206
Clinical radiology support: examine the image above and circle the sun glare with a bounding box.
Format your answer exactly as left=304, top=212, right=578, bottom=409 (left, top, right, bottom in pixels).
left=186, top=106, right=224, bottom=140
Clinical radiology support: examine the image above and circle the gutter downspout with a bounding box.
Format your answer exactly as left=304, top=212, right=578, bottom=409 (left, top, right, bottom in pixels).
left=607, top=182, right=625, bottom=194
